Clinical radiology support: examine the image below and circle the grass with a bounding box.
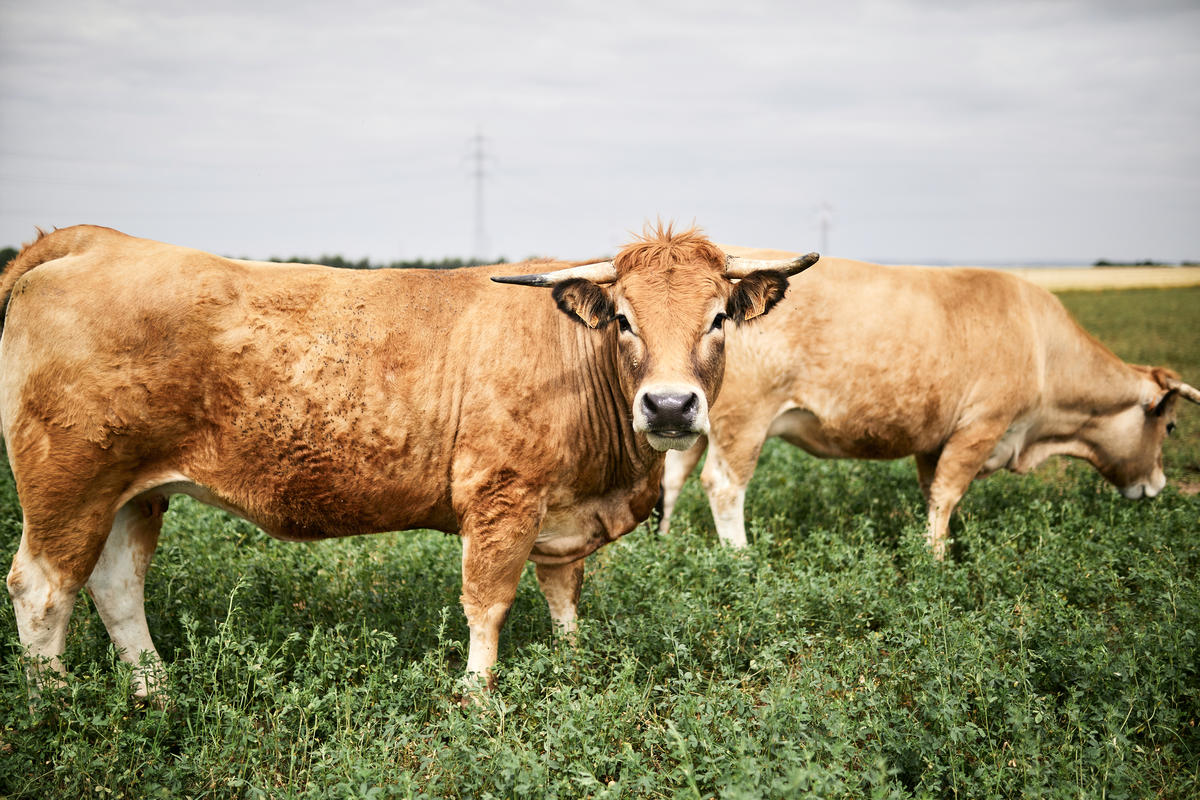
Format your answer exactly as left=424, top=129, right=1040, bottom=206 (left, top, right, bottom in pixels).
left=1, top=286, right=1198, bottom=799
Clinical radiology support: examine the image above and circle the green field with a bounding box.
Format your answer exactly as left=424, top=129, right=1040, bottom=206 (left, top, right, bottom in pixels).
left=1, top=287, right=1198, bottom=799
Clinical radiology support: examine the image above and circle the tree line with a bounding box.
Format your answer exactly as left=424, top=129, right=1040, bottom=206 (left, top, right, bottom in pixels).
left=7, top=245, right=1196, bottom=271
left=0, top=245, right=495, bottom=272
left=267, top=254, right=500, bottom=270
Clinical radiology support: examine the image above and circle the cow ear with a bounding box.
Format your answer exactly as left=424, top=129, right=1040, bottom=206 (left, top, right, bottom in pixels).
left=726, top=270, right=789, bottom=324
left=1149, top=366, right=1180, bottom=391
left=551, top=278, right=615, bottom=329
left=1142, top=366, right=1182, bottom=415
left=1147, top=388, right=1178, bottom=417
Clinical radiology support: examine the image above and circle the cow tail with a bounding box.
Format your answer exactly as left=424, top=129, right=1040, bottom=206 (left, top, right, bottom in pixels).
left=0, top=227, right=75, bottom=336
left=0, top=228, right=78, bottom=443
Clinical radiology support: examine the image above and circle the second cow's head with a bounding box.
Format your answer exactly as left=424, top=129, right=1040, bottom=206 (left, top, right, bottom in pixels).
left=494, top=225, right=818, bottom=452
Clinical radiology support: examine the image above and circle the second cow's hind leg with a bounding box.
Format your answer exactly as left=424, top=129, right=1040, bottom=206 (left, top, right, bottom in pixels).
left=85, top=495, right=168, bottom=699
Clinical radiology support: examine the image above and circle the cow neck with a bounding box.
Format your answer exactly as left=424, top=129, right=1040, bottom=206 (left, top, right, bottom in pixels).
left=573, top=322, right=660, bottom=486
left=1034, top=327, right=1145, bottom=451
left=1047, top=328, right=1143, bottom=418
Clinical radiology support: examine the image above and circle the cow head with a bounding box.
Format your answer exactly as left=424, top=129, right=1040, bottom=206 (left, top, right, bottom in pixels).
left=1091, top=366, right=1200, bottom=499
left=494, top=225, right=818, bottom=451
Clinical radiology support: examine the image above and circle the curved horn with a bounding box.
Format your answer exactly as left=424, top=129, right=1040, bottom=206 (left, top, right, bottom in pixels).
left=1167, top=377, right=1200, bottom=404
left=724, top=252, right=820, bottom=279
left=491, top=261, right=617, bottom=287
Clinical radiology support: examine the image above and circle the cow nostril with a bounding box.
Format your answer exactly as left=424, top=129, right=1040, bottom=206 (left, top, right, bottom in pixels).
left=681, top=392, right=698, bottom=416
left=641, top=391, right=700, bottom=427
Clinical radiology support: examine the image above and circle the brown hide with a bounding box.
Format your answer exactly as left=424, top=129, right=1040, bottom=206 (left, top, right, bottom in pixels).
left=3, top=223, right=790, bottom=693
left=0, top=226, right=673, bottom=556
left=660, top=255, right=1193, bottom=558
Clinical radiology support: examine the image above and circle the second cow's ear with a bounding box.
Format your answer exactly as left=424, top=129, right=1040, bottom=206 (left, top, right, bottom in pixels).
left=551, top=278, right=616, bottom=329
left=1145, top=387, right=1178, bottom=417
left=726, top=271, right=789, bottom=324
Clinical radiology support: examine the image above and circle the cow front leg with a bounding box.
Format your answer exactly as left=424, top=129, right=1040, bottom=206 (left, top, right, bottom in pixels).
left=459, top=513, right=539, bottom=691
left=657, top=437, right=706, bottom=536
left=925, top=425, right=1006, bottom=559
left=535, top=559, right=584, bottom=637
left=699, top=433, right=766, bottom=548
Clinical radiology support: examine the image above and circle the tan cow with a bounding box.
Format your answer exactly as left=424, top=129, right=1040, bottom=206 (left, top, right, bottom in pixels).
left=658, top=253, right=1199, bottom=559
left=0, top=224, right=817, bottom=697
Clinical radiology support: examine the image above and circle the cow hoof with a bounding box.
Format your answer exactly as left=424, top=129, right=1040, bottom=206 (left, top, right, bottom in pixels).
left=456, top=672, right=497, bottom=708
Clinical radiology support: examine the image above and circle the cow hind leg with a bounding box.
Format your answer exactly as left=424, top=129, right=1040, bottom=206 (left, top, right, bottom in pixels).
left=85, top=495, right=168, bottom=699
left=7, top=502, right=117, bottom=696
left=7, top=533, right=83, bottom=693
left=657, top=437, right=706, bottom=536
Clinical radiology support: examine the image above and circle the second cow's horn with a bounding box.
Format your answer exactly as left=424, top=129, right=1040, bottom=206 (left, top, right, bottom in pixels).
left=724, top=252, right=820, bottom=279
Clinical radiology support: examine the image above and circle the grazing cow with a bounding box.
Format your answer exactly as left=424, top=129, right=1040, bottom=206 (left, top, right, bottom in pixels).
left=0, top=224, right=817, bottom=697
left=658, top=252, right=1199, bottom=558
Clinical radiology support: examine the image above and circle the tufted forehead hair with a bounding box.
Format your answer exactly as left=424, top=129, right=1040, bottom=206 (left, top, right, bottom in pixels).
left=612, top=222, right=727, bottom=280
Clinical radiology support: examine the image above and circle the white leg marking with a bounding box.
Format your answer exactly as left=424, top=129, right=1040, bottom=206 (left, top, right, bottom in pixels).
left=657, top=449, right=691, bottom=536
left=710, top=487, right=748, bottom=549
left=536, top=560, right=583, bottom=638
left=458, top=530, right=534, bottom=693
left=926, top=503, right=950, bottom=561
left=7, top=535, right=79, bottom=686
left=464, top=602, right=508, bottom=681
left=701, top=446, right=749, bottom=548
left=86, top=501, right=164, bottom=697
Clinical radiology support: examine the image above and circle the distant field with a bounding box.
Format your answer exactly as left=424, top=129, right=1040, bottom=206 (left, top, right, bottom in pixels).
left=1004, top=266, right=1200, bottom=292
left=719, top=244, right=1200, bottom=292
left=0, top=286, right=1197, bottom=799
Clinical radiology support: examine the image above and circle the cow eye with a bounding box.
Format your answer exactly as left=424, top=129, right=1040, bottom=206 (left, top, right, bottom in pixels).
left=1167, top=421, right=1177, bottom=436
left=614, top=314, right=632, bottom=334
left=709, top=313, right=727, bottom=332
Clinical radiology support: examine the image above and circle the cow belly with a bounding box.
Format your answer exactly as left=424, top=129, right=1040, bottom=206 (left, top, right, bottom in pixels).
left=768, top=408, right=840, bottom=456
left=767, top=407, right=923, bottom=460
left=143, top=471, right=455, bottom=542
left=183, top=421, right=459, bottom=537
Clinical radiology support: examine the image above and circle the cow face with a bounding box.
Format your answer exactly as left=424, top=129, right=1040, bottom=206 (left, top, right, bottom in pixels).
left=583, top=269, right=729, bottom=452
left=494, top=226, right=818, bottom=452
left=1091, top=367, right=1198, bottom=499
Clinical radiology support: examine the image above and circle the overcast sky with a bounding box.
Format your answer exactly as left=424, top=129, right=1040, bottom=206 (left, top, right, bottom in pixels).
left=2, top=0, right=1198, bottom=264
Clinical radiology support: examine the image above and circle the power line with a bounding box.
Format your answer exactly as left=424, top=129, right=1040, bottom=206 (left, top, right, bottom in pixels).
left=816, top=201, right=833, bottom=255
left=467, top=128, right=489, bottom=263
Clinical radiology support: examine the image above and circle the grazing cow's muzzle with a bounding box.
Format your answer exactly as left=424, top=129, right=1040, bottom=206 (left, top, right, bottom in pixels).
left=633, top=384, right=709, bottom=451
left=1119, top=468, right=1166, bottom=500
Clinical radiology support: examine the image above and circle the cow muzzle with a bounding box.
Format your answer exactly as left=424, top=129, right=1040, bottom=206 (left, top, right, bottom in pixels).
left=633, top=384, right=709, bottom=451
left=1120, top=469, right=1166, bottom=500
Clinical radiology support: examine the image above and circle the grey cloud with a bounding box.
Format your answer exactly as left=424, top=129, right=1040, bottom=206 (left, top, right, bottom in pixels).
left=1, top=0, right=1197, bottom=263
